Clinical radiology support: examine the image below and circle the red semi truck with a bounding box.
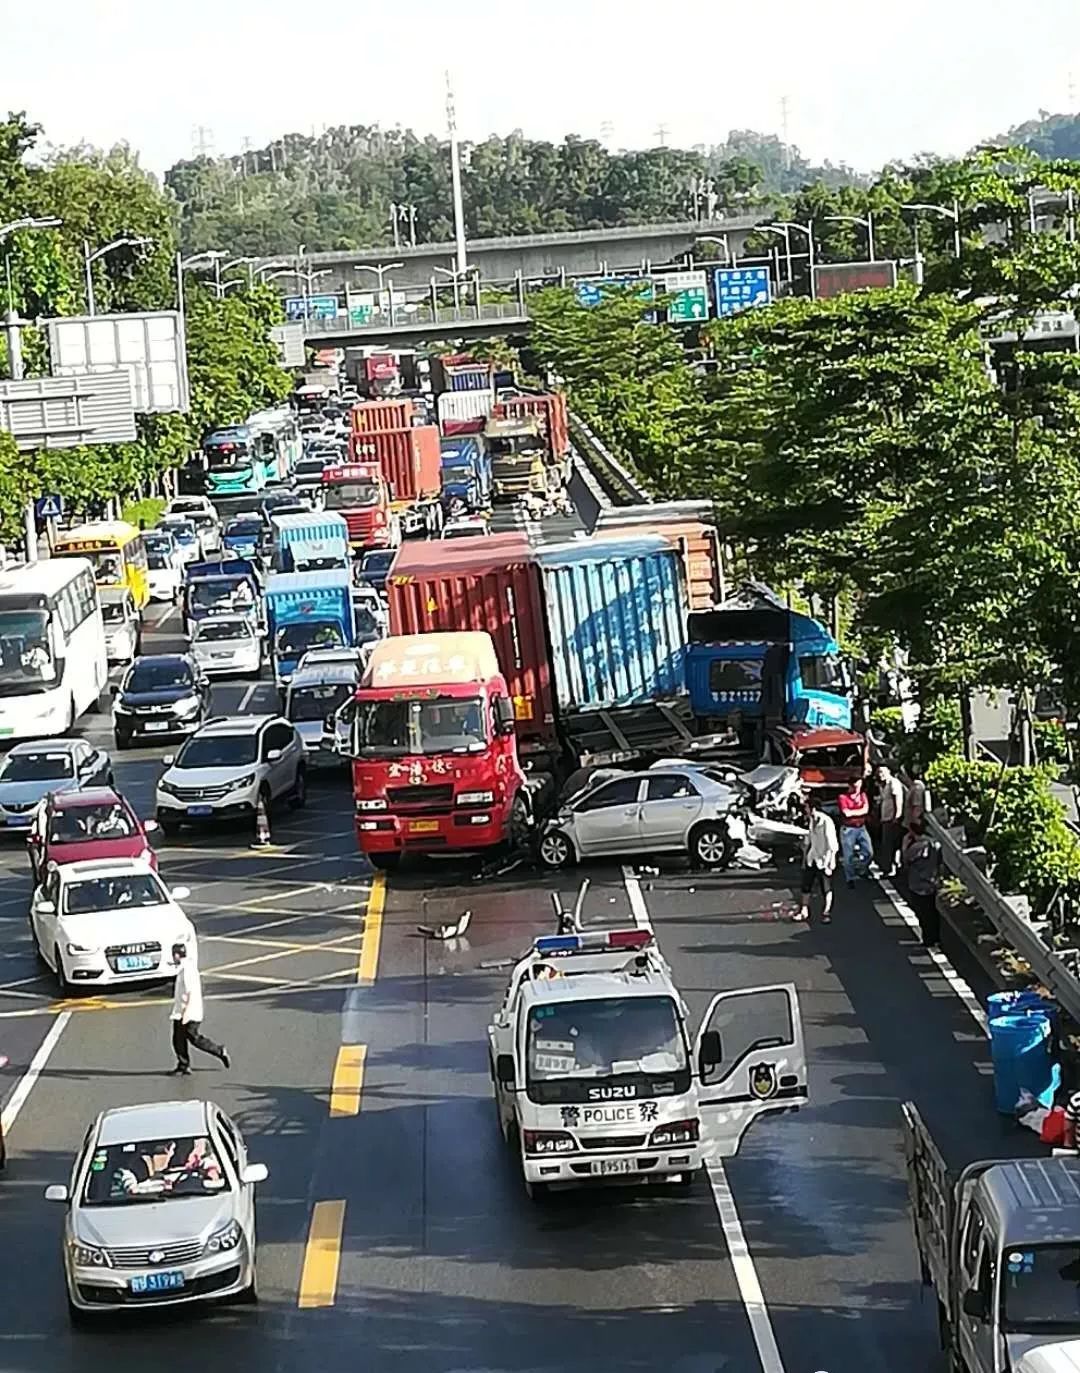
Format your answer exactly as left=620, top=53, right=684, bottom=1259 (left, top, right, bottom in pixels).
left=349, top=424, right=443, bottom=536
left=319, top=462, right=397, bottom=551
left=350, top=631, right=528, bottom=869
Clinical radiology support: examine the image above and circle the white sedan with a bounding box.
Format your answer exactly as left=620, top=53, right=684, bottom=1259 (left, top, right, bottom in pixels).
left=191, top=616, right=263, bottom=678
left=29, top=857, right=194, bottom=994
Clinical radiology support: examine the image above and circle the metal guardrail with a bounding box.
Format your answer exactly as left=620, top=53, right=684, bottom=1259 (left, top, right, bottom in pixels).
left=928, top=812, right=1080, bottom=1026
left=302, top=302, right=530, bottom=337
left=567, top=412, right=652, bottom=506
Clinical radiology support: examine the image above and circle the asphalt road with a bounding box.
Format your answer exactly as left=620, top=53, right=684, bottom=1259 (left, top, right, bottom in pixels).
left=0, top=555, right=1045, bottom=1373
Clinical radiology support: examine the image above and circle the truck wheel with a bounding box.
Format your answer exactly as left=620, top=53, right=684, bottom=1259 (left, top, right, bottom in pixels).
left=508, top=793, right=532, bottom=853
left=368, top=853, right=400, bottom=873
left=690, top=823, right=733, bottom=871
left=538, top=829, right=573, bottom=870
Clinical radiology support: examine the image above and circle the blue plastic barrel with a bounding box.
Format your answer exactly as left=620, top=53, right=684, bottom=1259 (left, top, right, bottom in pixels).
left=988, top=990, right=1058, bottom=1026
left=990, top=1013, right=1058, bottom=1114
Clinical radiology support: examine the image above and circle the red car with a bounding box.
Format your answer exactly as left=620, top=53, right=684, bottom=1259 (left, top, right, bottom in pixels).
left=763, top=726, right=870, bottom=803
left=25, top=788, right=160, bottom=885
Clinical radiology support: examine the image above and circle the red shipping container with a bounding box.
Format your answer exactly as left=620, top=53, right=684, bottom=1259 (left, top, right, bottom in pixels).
left=439, top=416, right=486, bottom=437
left=365, top=354, right=398, bottom=382
left=351, top=398, right=415, bottom=434
left=349, top=424, right=441, bottom=505
left=387, top=532, right=557, bottom=757
left=492, top=393, right=569, bottom=459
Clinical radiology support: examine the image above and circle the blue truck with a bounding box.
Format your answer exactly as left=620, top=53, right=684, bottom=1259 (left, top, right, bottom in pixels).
left=181, top=558, right=263, bottom=639
left=439, top=436, right=492, bottom=515
left=265, top=569, right=354, bottom=685
left=270, top=512, right=350, bottom=574
left=684, top=584, right=852, bottom=738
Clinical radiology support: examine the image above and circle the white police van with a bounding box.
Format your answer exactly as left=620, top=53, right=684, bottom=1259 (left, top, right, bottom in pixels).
left=487, top=928, right=807, bottom=1199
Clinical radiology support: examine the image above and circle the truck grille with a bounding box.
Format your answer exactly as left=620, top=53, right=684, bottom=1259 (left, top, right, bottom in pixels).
left=105, top=1239, right=204, bottom=1268
left=386, top=784, right=453, bottom=809
left=578, top=1134, right=647, bottom=1151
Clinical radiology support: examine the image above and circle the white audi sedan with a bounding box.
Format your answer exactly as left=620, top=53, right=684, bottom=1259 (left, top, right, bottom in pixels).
left=190, top=615, right=263, bottom=679
left=29, top=857, right=194, bottom=994
left=45, top=1099, right=267, bottom=1322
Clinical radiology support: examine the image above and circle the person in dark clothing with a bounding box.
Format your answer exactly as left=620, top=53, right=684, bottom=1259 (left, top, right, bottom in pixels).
left=902, top=817, right=943, bottom=947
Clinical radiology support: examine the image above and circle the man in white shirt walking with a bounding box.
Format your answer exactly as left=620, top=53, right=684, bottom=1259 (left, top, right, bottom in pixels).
left=876, top=764, right=905, bottom=878
left=169, top=942, right=230, bottom=1076
left=796, top=794, right=839, bottom=924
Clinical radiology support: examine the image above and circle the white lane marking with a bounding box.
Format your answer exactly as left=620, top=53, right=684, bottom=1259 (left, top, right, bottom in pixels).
left=707, top=1162, right=786, bottom=1373
left=621, top=867, right=782, bottom=1372
left=620, top=866, right=653, bottom=929
left=874, top=868, right=988, bottom=1034
left=238, top=683, right=262, bottom=711
left=0, top=1010, right=71, bottom=1134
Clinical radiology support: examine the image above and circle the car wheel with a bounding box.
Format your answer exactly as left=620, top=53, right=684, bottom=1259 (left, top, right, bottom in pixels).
left=690, top=822, right=733, bottom=871
left=288, top=766, right=307, bottom=810
left=159, top=815, right=182, bottom=839
left=368, top=852, right=400, bottom=872
left=538, top=828, right=573, bottom=870
left=53, top=946, right=73, bottom=997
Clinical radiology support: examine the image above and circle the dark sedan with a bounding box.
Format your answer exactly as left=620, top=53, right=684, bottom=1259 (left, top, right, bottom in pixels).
left=112, top=654, right=213, bottom=749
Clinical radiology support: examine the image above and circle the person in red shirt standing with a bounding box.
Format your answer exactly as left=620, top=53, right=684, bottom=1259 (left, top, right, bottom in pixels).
left=837, top=776, right=872, bottom=886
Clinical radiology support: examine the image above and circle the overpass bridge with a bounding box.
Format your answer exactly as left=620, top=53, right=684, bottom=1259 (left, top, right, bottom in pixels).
left=301, top=300, right=530, bottom=346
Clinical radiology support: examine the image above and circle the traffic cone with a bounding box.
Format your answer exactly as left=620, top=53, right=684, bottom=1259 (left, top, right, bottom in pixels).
left=250, top=793, right=272, bottom=849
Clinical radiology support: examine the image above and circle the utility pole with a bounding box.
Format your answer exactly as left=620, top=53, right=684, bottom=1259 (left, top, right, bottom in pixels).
left=446, top=71, right=468, bottom=277
left=780, top=96, right=791, bottom=171
left=654, top=123, right=669, bottom=147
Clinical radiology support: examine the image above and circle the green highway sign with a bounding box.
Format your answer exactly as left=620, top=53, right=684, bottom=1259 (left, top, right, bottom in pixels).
left=659, top=270, right=708, bottom=323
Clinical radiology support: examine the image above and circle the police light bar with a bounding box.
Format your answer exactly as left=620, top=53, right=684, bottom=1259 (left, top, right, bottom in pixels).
left=533, top=930, right=653, bottom=957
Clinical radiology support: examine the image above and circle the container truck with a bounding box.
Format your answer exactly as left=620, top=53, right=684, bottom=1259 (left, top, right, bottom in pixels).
left=320, top=462, right=397, bottom=550
left=269, top=511, right=350, bottom=573
left=181, top=559, right=263, bottom=639
left=348, top=630, right=528, bottom=868
left=350, top=397, right=415, bottom=435
left=684, top=582, right=852, bottom=742
left=439, top=436, right=492, bottom=515
left=266, top=569, right=354, bottom=686
left=431, top=355, right=494, bottom=395
left=485, top=415, right=547, bottom=502
left=592, top=502, right=722, bottom=611
left=350, top=425, right=443, bottom=537
left=437, top=389, right=494, bottom=436
left=491, top=392, right=569, bottom=463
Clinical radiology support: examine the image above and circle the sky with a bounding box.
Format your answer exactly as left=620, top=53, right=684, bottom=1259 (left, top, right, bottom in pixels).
left=3, top=0, right=1080, bottom=176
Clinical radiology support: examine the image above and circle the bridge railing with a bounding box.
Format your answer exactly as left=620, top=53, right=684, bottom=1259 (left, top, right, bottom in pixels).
left=301, top=301, right=529, bottom=336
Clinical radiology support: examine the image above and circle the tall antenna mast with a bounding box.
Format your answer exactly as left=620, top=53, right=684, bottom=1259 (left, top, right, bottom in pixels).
left=446, top=70, right=468, bottom=277
left=780, top=96, right=791, bottom=170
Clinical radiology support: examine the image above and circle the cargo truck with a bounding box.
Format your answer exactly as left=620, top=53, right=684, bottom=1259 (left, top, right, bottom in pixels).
left=266, top=569, right=354, bottom=686
left=349, top=630, right=528, bottom=869
left=491, top=392, right=569, bottom=463
left=439, top=436, right=492, bottom=515
left=269, top=512, right=350, bottom=573
left=181, top=559, right=263, bottom=640
left=485, top=415, right=547, bottom=502
left=350, top=424, right=443, bottom=537
left=438, top=389, right=494, bottom=436
left=350, top=397, right=415, bottom=435
left=684, top=582, right=852, bottom=743
left=320, top=462, right=397, bottom=550
left=903, top=1100, right=1080, bottom=1373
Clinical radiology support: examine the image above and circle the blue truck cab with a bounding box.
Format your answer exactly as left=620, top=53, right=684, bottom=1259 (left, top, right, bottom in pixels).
left=685, top=590, right=852, bottom=738
left=265, top=569, right=354, bottom=686
left=181, top=558, right=263, bottom=639
left=439, top=436, right=492, bottom=515
left=270, top=511, right=350, bottom=573
left=222, top=514, right=263, bottom=559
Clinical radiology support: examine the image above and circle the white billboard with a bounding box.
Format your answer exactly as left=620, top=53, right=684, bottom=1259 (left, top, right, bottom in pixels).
left=270, top=323, right=306, bottom=367
left=0, top=372, right=137, bottom=451
left=47, top=311, right=189, bottom=413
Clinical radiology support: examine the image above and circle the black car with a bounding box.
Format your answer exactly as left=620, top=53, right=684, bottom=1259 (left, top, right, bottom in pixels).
left=358, top=548, right=395, bottom=593
left=112, top=653, right=213, bottom=749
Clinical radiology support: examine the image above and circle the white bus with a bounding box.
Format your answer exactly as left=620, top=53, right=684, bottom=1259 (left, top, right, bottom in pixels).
left=0, top=559, right=108, bottom=740
left=247, top=407, right=303, bottom=483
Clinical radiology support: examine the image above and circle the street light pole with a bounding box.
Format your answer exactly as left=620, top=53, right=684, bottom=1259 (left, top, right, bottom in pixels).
left=83, top=235, right=155, bottom=315
left=825, top=213, right=875, bottom=261
left=446, top=71, right=468, bottom=277
left=903, top=202, right=962, bottom=259
left=761, top=224, right=793, bottom=282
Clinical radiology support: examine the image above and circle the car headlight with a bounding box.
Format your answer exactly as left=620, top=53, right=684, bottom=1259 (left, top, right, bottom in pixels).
left=522, top=1129, right=576, bottom=1155
left=158, top=778, right=179, bottom=797
left=66, top=941, right=99, bottom=956
left=204, top=1219, right=242, bottom=1254
left=173, top=696, right=202, bottom=718
left=70, top=1241, right=111, bottom=1268
left=114, top=700, right=133, bottom=716
left=228, top=771, right=257, bottom=792
left=648, top=1118, right=701, bottom=1148
left=355, top=798, right=388, bottom=812
left=457, top=790, right=494, bottom=806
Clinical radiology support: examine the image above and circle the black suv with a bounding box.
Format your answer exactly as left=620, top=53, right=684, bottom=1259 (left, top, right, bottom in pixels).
left=113, top=653, right=213, bottom=749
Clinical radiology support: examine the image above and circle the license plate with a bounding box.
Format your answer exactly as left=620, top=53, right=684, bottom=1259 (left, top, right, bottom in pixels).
left=130, top=1270, right=184, bottom=1294
left=4, top=815, right=30, bottom=827
left=116, top=954, right=155, bottom=972
left=409, top=820, right=439, bottom=834
left=144, top=721, right=170, bottom=733
left=186, top=804, right=213, bottom=817
left=211, top=652, right=231, bottom=659
left=0, top=727, right=12, bottom=737
left=593, top=1158, right=637, bottom=1176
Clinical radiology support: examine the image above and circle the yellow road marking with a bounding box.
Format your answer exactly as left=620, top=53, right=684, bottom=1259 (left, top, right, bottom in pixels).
left=356, top=872, right=385, bottom=986
left=202, top=934, right=359, bottom=978
left=298, top=1200, right=346, bottom=1308
left=203, top=932, right=360, bottom=956
left=330, top=1045, right=367, bottom=1117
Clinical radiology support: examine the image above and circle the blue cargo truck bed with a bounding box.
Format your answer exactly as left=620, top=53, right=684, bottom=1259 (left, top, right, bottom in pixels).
left=270, top=512, right=349, bottom=568
left=265, top=569, right=354, bottom=683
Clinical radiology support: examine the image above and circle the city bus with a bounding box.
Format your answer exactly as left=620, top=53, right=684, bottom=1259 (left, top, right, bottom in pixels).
left=247, top=407, right=302, bottom=484
left=0, top=558, right=108, bottom=739
left=201, top=425, right=265, bottom=498
left=52, top=521, right=149, bottom=611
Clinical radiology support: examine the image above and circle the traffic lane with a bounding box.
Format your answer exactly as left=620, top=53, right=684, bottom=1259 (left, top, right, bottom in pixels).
left=638, top=862, right=1043, bottom=1373
left=326, top=863, right=762, bottom=1373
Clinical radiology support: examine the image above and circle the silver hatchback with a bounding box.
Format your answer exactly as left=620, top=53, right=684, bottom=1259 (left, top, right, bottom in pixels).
left=46, top=1098, right=268, bottom=1321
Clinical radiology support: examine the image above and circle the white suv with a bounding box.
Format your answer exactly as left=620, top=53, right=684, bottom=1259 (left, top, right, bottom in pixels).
left=155, top=715, right=306, bottom=837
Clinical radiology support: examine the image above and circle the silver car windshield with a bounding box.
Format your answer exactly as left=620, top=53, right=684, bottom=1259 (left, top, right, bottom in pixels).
left=526, top=996, right=687, bottom=1080
left=0, top=749, right=72, bottom=782
left=196, top=619, right=254, bottom=643
left=83, top=1135, right=231, bottom=1205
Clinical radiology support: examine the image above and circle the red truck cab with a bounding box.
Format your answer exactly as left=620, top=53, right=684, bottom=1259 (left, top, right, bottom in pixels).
left=350, top=631, right=526, bottom=869
left=320, top=462, right=396, bottom=551
left=764, top=726, right=870, bottom=803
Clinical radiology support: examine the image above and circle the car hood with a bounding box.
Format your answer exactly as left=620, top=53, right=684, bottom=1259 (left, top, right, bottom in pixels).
left=1005, top=1333, right=1080, bottom=1364
left=59, top=907, right=193, bottom=949
left=0, top=778, right=74, bottom=805
left=49, top=837, right=152, bottom=867
left=163, top=765, right=257, bottom=788
left=75, top=1192, right=236, bottom=1249
left=193, top=637, right=256, bottom=656
left=120, top=687, right=195, bottom=708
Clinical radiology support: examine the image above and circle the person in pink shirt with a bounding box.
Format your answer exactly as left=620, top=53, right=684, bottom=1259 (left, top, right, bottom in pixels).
left=837, top=776, right=872, bottom=886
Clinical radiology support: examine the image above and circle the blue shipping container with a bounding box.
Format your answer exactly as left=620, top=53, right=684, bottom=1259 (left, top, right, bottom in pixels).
left=536, top=537, right=687, bottom=711
left=448, top=368, right=492, bottom=394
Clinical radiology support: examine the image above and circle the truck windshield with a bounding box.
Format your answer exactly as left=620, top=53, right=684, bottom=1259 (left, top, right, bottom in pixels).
left=277, top=622, right=344, bottom=659
left=1002, top=1244, right=1080, bottom=1328
left=358, top=696, right=486, bottom=756
left=190, top=580, right=253, bottom=613
left=525, top=996, right=689, bottom=1103
left=798, top=654, right=846, bottom=693
left=323, top=482, right=379, bottom=509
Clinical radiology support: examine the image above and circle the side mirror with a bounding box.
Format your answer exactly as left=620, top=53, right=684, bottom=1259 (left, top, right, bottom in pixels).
left=36, top=900, right=56, bottom=916
left=44, top=1184, right=69, bottom=1203
left=170, top=886, right=191, bottom=901
left=698, top=1029, right=722, bottom=1073
left=266, top=748, right=283, bottom=762
left=144, top=819, right=160, bottom=833
left=241, top=1162, right=268, bottom=1185
left=495, top=1053, right=516, bottom=1088
left=961, top=1288, right=989, bottom=1321
left=162, top=754, right=175, bottom=766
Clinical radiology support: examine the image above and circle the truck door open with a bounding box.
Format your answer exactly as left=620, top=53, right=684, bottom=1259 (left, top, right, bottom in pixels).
left=693, top=982, right=807, bottom=1158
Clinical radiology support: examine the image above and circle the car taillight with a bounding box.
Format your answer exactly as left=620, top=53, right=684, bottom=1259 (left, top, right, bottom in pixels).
left=522, top=1129, right=576, bottom=1155
left=648, top=1119, right=700, bottom=1148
